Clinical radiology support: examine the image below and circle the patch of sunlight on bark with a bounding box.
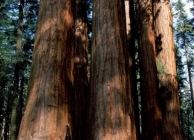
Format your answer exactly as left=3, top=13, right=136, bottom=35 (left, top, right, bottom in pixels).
left=62, top=10, right=73, bottom=27
left=40, top=18, right=57, bottom=34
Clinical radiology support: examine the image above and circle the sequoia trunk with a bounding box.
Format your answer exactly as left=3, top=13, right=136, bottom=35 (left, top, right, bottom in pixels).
left=138, top=0, right=162, bottom=140
left=153, top=1, right=183, bottom=140
left=17, top=0, right=75, bottom=139
left=88, top=0, right=135, bottom=139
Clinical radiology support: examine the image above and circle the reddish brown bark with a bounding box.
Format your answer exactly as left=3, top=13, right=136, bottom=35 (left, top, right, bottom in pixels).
left=154, top=1, right=183, bottom=140
left=138, top=0, right=162, bottom=140
left=88, top=0, right=136, bottom=139
left=17, top=0, right=75, bottom=139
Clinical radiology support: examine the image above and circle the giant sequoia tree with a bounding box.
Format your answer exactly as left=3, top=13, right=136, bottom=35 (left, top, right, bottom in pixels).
left=88, top=0, right=137, bottom=139
left=138, top=0, right=162, bottom=140
left=153, top=0, right=183, bottom=140
left=17, top=0, right=75, bottom=139
left=9, top=0, right=188, bottom=139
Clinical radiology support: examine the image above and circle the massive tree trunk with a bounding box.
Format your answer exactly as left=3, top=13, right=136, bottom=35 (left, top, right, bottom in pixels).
left=88, top=0, right=136, bottom=139
left=153, top=1, right=183, bottom=140
left=125, top=0, right=140, bottom=139
left=17, top=0, right=75, bottom=139
left=138, top=0, right=162, bottom=140
left=72, top=0, right=88, bottom=139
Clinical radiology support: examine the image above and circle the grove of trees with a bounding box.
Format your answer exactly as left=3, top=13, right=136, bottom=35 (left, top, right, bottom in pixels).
left=1, top=0, right=194, bottom=140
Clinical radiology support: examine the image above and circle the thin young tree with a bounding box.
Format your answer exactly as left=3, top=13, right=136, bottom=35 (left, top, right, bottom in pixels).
left=17, top=0, right=75, bottom=139
left=138, top=0, right=162, bottom=139
left=10, top=0, right=24, bottom=139
left=153, top=1, right=183, bottom=140
left=87, top=0, right=136, bottom=139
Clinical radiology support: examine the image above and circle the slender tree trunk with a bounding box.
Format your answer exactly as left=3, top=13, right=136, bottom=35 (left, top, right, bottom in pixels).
left=10, top=63, right=19, bottom=140
left=17, top=0, right=75, bottom=139
left=138, top=0, right=162, bottom=140
left=0, top=118, right=5, bottom=140
left=4, top=114, right=10, bottom=140
left=179, top=91, right=185, bottom=137
left=17, top=74, right=24, bottom=136
left=187, top=108, right=190, bottom=140
left=10, top=0, right=24, bottom=139
left=125, top=0, right=140, bottom=139
left=153, top=1, right=183, bottom=140
left=72, top=0, right=88, bottom=139
left=88, top=0, right=135, bottom=139
left=4, top=91, right=12, bottom=140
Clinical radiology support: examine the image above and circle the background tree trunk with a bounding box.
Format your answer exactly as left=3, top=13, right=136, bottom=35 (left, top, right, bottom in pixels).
left=88, top=0, right=136, bottom=139
left=184, top=36, right=194, bottom=117
left=138, top=0, right=162, bottom=139
left=10, top=0, right=24, bottom=139
left=17, top=0, right=75, bottom=139
left=153, top=1, right=183, bottom=140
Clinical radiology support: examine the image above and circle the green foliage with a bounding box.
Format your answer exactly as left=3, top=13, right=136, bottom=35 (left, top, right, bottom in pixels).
left=0, top=0, right=39, bottom=138
left=156, top=58, right=166, bottom=74
left=172, top=0, right=194, bottom=139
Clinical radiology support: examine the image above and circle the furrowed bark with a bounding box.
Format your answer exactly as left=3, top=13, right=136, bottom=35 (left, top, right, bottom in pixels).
left=88, top=0, right=135, bottom=139
left=17, top=0, right=75, bottom=139
left=153, top=1, right=183, bottom=139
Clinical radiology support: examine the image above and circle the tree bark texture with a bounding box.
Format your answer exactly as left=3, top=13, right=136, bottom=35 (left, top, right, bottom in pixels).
left=88, top=0, right=135, bottom=139
left=17, top=0, right=74, bottom=139
left=138, top=0, right=162, bottom=140
left=153, top=1, right=183, bottom=140
left=72, top=0, right=89, bottom=139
